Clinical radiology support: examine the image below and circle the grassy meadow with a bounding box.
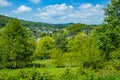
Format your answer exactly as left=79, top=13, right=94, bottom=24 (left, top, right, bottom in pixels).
left=0, top=59, right=120, bottom=80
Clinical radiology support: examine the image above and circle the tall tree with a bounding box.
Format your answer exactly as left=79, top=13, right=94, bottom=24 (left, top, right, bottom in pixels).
left=0, top=19, right=33, bottom=68
left=97, top=0, right=120, bottom=60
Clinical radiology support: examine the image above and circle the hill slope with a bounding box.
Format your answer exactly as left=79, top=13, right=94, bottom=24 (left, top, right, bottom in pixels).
left=0, top=15, right=71, bottom=29
left=0, top=15, right=55, bottom=28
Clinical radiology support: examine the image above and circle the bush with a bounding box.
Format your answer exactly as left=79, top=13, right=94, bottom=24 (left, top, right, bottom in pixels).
left=0, top=69, right=54, bottom=80
left=60, top=68, right=79, bottom=80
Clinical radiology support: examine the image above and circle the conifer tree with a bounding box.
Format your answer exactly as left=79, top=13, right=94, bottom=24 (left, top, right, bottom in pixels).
left=0, top=19, right=33, bottom=68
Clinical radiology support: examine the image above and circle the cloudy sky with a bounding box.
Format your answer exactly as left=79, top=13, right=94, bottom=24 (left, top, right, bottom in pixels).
left=0, top=0, right=110, bottom=24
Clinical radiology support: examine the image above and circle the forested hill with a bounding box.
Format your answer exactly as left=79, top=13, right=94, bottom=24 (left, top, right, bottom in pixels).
left=0, top=15, right=54, bottom=28
left=0, top=15, right=96, bottom=29
left=0, top=15, right=71, bottom=29
left=65, top=23, right=94, bottom=36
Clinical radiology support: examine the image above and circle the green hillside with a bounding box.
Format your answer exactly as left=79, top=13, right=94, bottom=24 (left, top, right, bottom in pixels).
left=0, top=15, right=73, bottom=29
left=0, top=15, right=54, bottom=28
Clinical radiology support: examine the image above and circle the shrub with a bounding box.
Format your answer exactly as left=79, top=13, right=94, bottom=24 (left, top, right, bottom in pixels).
left=0, top=69, right=54, bottom=80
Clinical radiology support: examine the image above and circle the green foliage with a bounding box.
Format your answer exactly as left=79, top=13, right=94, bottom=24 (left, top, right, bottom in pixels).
left=0, top=15, right=12, bottom=28
left=78, top=31, right=103, bottom=69
left=0, top=68, right=120, bottom=80
left=67, top=32, right=87, bottom=52
left=60, top=68, right=79, bottom=80
left=110, top=48, right=120, bottom=60
left=96, top=24, right=120, bottom=60
left=52, top=51, right=65, bottom=67
left=53, top=32, right=86, bottom=67
left=53, top=30, right=68, bottom=52
left=0, top=0, right=120, bottom=79
left=60, top=32, right=88, bottom=67
left=35, top=36, right=56, bottom=59
left=66, top=23, right=93, bottom=36
left=0, top=69, right=54, bottom=80
left=54, top=31, right=103, bottom=68
left=97, top=0, right=120, bottom=60
left=0, top=19, right=34, bottom=69
left=64, top=31, right=102, bottom=69
left=104, top=0, right=120, bottom=23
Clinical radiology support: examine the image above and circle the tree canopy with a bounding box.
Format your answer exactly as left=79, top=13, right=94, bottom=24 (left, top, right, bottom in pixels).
left=0, top=19, right=34, bottom=68
left=97, top=0, right=120, bottom=60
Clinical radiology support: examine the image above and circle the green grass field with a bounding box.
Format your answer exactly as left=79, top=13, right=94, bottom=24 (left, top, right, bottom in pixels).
left=0, top=60, right=120, bottom=80
left=0, top=60, right=78, bottom=77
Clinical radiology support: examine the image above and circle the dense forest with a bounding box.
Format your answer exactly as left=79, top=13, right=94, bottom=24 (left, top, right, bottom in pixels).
left=0, top=0, right=120, bottom=80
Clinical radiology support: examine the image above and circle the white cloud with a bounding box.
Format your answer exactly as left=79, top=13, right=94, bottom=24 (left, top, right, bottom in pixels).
left=37, top=4, right=73, bottom=17
left=30, top=0, right=41, bottom=4
left=12, top=5, right=32, bottom=13
left=0, top=0, right=11, bottom=7
left=79, top=3, right=93, bottom=9
left=36, top=3, right=105, bottom=24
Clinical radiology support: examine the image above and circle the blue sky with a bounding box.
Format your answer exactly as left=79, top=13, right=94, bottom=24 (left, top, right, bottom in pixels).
left=0, top=0, right=110, bottom=24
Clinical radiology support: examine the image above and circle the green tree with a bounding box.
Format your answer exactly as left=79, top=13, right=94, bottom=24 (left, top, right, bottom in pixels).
left=67, top=32, right=87, bottom=53
left=97, top=0, right=120, bottom=60
left=62, top=32, right=88, bottom=67
left=0, top=19, right=33, bottom=68
left=67, top=30, right=102, bottom=69
left=53, top=30, right=68, bottom=52
left=79, top=30, right=103, bottom=69
left=35, top=36, right=55, bottom=59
